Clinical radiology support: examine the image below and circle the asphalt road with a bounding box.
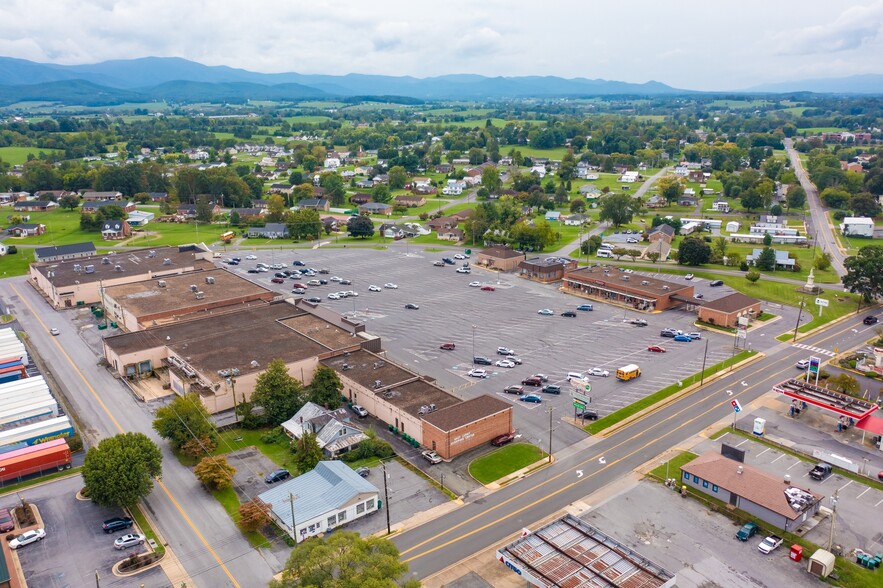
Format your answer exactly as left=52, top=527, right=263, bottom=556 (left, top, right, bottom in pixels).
left=0, top=278, right=282, bottom=588
left=784, top=138, right=846, bottom=276
left=392, top=307, right=879, bottom=581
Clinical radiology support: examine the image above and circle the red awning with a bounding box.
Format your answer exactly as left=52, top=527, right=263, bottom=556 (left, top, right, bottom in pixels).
left=856, top=414, right=883, bottom=435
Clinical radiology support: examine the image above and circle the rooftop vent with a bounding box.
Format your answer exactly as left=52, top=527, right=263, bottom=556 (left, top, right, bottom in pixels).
left=205, top=276, right=215, bottom=284
left=147, top=250, right=157, bottom=258
left=250, top=360, right=259, bottom=368
left=641, top=280, right=649, bottom=285
left=73, top=264, right=81, bottom=273
left=114, top=265, right=123, bottom=272
left=189, top=285, right=198, bottom=292
left=737, top=466, right=744, bottom=475
left=162, top=258, right=172, bottom=265
left=157, top=280, right=167, bottom=288
left=342, top=363, right=352, bottom=371
left=622, top=275, right=629, bottom=281
left=84, top=265, right=94, bottom=273
left=662, top=285, right=670, bottom=291
left=373, top=379, right=382, bottom=389
left=101, top=258, right=110, bottom=265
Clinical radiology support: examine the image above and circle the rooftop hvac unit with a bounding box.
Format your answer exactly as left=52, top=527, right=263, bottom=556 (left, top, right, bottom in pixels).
left=157, top=280, right=166, bottom=288
left=189, top=285, right=198, bottom=292
left=231, top=368, right=240, bottom=376
left=205, top=276, right=215, bottom=284
left=162, top=258, right=172, bottom=265
left=250, top=360, right=259, bottom=368
left=147, top=250, right=157, bottom=258
left=641, top=280, right=649, bottom=285
left=622, top=275, right=629, bottom=280
left=84, top=265, right=94, bottom=273
left=114, top=265, right=123, bottom=272
left=73, top=264, right=81, bottom=273
left=101, top=258, right=110, bottom=265
left=662, top=285, right=670, bottom=291
left=195, top=292, right=205, bottom=299
left=342, top=364, right=352, bottom=370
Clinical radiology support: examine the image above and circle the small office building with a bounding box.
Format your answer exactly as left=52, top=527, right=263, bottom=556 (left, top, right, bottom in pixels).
left=562, top=266, right=694, bottom=312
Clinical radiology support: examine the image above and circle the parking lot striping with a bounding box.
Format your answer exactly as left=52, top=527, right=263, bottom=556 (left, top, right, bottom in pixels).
left=756, top=448, right=771, bottom=458
left=400, top=342, right=821, bottom=561
left=857, top=487, right=871, bottom=499
left=876, top=498, right=883, bottom=507
left=10, top=284, right=243, bottom=588
left=735, top=439, right=750, bottom=447
left=838, top=480, right=853, bottom=493
left=771, top=454, right=785, bottom=463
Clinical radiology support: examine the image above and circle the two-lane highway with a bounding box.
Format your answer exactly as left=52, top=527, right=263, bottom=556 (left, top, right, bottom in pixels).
left=394, top=310, right=877, bottom=579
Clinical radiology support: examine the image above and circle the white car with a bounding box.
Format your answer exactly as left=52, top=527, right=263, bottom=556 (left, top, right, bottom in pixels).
left=330, top=276, right=343, bottom=282
left=537, top=308, right=554, bottom=316
left=9, top=528, right=45, bottom=549
left=626, top=237, right=639, bottom=243
left=468, top=368, right=488, bottom=378
left=469, top=281, right=481, bottom=287
left=454, top=253, right=466, bottom=259
left=368, top=285, right=382, bottom=292
left=257, top=267, right=269, bottom=272
left=327, top=293, right=341, bottom=300
left=383, top=283, right=398, bottom=289
left=345, top=291, right=358, bottom=297
left=114, top=533, right=146, bottom=550
left=495, top=359, right=515, bottom=368
left=456, top=267, right=471, bottom=274
left=245, top=255, right=257, bottom=260
left=587, top=368, right=610, bottom=378
left=685, top=273, right=694, bottom=280
left=50, top=327, right=60, bottom=336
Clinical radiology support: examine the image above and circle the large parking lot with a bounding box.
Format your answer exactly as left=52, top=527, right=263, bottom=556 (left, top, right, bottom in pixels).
left=220, top=246, right=766, bottom=450
left=6, top=474, right=168, bottom=588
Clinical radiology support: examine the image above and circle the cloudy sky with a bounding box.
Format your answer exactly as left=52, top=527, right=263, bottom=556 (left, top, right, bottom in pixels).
left=1, top=0, right=882, bottom=90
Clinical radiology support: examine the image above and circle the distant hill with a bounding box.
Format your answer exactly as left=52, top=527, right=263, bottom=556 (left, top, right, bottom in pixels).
left=0, top=79, right=144, bottom=106
left=745, top=74, right=883, bottom=94
left=0, top=56, right=688, bottom=105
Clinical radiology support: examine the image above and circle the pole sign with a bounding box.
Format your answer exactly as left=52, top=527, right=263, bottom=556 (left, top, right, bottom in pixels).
left=815, top=298, right=829, bottom=307
left=809, top=356, right=820, bottom=374
left=731, top=399, right=742, bottom=413
left=571, top=391, right=590, bottom=405
left=573, top=401, right=586, bottom=409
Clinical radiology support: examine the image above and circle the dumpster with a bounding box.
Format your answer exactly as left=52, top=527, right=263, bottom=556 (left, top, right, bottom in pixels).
left=790, top=545, right=803, bottom=562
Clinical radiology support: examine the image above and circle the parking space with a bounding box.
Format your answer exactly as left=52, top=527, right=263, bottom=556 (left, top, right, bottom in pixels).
left=217, top=248, right=743, bottom=451
left=581, top=481, right=803, bottom=586
left=5, top=474, right=168, bottom=588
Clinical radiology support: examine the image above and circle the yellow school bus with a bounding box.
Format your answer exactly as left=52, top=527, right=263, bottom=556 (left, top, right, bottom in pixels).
left=616, top=364, right=641, bottom=381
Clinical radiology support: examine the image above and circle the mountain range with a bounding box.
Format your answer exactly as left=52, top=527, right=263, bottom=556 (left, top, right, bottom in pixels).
left=0, top=56, right=881, bottom=107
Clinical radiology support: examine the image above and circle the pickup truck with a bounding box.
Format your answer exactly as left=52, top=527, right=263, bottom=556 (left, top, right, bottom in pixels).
left=757, top=534, right=783, bottom=554
left=810, top=462, right=833, bottom=481
left=736, top=521, right=759, bottom=541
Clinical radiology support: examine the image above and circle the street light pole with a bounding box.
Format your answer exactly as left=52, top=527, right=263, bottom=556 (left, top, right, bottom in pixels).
left=547, top=406, right=553, bottom=463
left=381, top=461, right=391, bottom=535
left=471, top=324, right=477, bottom=366
left=699, top=338, right=709, bottom=386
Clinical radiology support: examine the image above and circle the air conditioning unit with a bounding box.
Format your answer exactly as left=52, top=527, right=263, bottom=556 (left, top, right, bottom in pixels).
left=157, top=280, right=167, bottom=288
left=114, top=265, right=123, bottom=272
left=73, top=264, right=81, bottom=273
left=101, top=258, right=110, bottom=265
left=147, top=250, right=157, bottom=258
left=84, top=265, right=95, bottom=273
left=189, top=285, right=198, bottom=292
left=205, top=276, right=215, bottom=284
left=195, top=292, right=205, bottom=300
left=162, top=258, right=172, bottom=265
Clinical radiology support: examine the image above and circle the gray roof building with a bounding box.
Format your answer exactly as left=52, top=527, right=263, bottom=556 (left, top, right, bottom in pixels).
left=34, top=242, right=97, bottom=262
left=280, top=402, right=368, bottom=457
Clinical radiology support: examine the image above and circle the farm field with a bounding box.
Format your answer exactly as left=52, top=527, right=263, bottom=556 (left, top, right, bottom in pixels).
left=0, top=146, right=64, bottom=164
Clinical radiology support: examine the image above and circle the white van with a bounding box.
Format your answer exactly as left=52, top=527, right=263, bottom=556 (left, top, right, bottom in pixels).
left=567, top=371, right=585, bottom=381
left=597, top=250, right=613, bottom=258
left=599, top=243, right=614, bottom=250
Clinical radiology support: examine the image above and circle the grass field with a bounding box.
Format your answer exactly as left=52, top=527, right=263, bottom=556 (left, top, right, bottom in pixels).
left=468, top=443, right=547, bottom=484
left=708, top=99, right=773, bottom=109
left=0, top=146, right=65, bottom=165
left=284, top=115, right=332, bottom=124
left=499, top=145, right=569, bottom=160
left=797, top=127, right=847, bottom=134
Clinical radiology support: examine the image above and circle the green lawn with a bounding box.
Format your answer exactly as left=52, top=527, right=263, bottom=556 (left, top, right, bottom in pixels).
left=499, top=145, right=570, bottom=160
left=468, top=443, right=547, bottom=484
left=648, top=451, right=699, bottom=480
left=796, top=127, right=847, bottom=134
left=0, top=146, right=64, bottom=165
left=211, top=486, right=267, bottom=548
left=0, top=251, right=37, bottom=277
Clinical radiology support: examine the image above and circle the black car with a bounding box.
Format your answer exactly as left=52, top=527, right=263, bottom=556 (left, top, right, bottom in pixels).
left=541, top=385, right=561, bottom=395
left=405, top=303, right=420, bottom=310
left=231, top=257, right=241, bottom=262
left=102, top=517, right=134, bottom=534
left=265, top=469, right=290, bottom=484
left=575, top=409, right=599, bottom=420
left=561, top=310, right=577, bottom=318
left=305, top=297, right=322, bottom=304
left=442, top=257, right=455, bottom=265
left=864, top=316, right=879, bottom=325
left=473, top=356, right=493, bottom=365
left=247, top=268, right=260, bottom=274
left=709, top=280, right=724, bottom=287
left=339, top=279, right=352, bottom=285
left=292, top=260, right=305, bottom=266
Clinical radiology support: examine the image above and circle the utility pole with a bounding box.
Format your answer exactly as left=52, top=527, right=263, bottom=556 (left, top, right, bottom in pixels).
left=381, top=461, right=391, bottom=534
left=289, top=493, right=298, bottom=543
left=547, top=406, right=553, bottom=463
left=440, top=473, right=445, bottom=495
left=792, top=297, right=806, bottom=342
left=699, top=338, right=709, bottom=386
left=827, top=489, right=838, bottom=551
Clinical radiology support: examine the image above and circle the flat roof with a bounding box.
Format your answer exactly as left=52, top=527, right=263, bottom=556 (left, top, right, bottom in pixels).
left=496, top=514, right=675, bottom=588
left=564, top=265, right=690, bottom=298
left=321, top=349, right=460, bottom=417
left=422, top=395, right=511, bottom=432
left=103, top=268, right=275, bottom=320
left=700, top=292, right=760, bottom=314
left=105, top=301, right=351, bottom=380
left=33, top=245, right=210, bottom=287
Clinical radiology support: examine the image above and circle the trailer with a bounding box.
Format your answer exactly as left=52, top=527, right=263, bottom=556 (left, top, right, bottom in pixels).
left=0, top=397, right=59, bottom=427
left=0, top=416, right=74, bottom=448
left=0, top=438, right=71, bottom=484
left=0, top=375, right=50, bottom=403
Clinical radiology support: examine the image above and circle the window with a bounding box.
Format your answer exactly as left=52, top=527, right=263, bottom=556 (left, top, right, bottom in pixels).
left=327, top=516, right=336, bottom=527
left=712, top=485, right=718, bottom=493
left=692, top=475, right=699, bottom=483
left=356, top=503, right=365, bottom=514
left=366, top=499, right=375, bottom=510
left=308, top=524, right=317, bottom=532
left=702, top=480, right=709, bottom=488
left=338, top=511, right=346, bottom=523
left=683, top=471, right=689, bottom=480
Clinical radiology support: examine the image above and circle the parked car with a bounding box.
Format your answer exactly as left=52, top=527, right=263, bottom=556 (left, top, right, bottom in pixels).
left=439, top=342, right=456, bottom=350
left=247, top=268, right=260, bottom=274
left=673, top=334, right=692, bottom=342
left=480, top=285, right=496, bottom=291
left=575, top=409, right=599, bottom=420
left=473, top=356, right=493, bottom=365
left=796, top=359, right=810, bottom=369
left=265, top=469, right=290, bottom=484
left=561, top=310, right=577, bottom=318
left=0, top=508, right=14, bottom=533
left=576, top=304, right=594, bottom=311
left=318, top=268, right=330, bottom=274
left=442, top=257, right=455, bottom=265
left=102, top=516, right=134, bottom=534
left=355, top=467, right=370, bottom=478
left=271, top=277, right=285, bottom=284
left=456, top=267, right=471, bottom=274
left=114, top=533, right=146, bottom=550
left=339, top=279, right=352, bottom=285
left=864, top=315, right=879, bottom=325
left=491, top=432, right=516, bottom=446
left=468, top=368, right=488, bottom=378
left=685, top=273, right=694, bottom=280
left=433, top=260, right=445, bottom=267
left=519, top=394, right=542, bottom=403
left=368, top=285, right=382, bottom=292
left=422, top=450, right=442, bottom=464
left=469, top=281, right=482, bottom=287
left=274, top=272, right=287, bottom=278
left=292, top=260, right=306, bottom=266
left=647, top=345, right=667, bottom=353
left=307, top=279, right=322, bottom=286
left=351, top=404, right=368, bottom=418
left=736, top=522, right=759, bottom=541
left=709, top=280, right=724, bottom=287
left=508, top=356, right=523, bottom=365
left=454, top=253, right=466, bottom=260
left=541, top=384, right=561, bottom=395
left=497, top=347, right=515, bottom=355
left=532, top=374, right=549, bottom=382
left=687, top=332, right=701, bottom=340
left=521, top=377, right=542, bottom=387
left=504, top=385, right=525, bottom=395
left=404, top=303, right=420, bottom=310
left=537, top=308, right=554, bottom=315
left=245, top=255, right=258, bottom=260
left=587, top=368, right=610, bottom=377
left=495, top=359, right=515, bottom=368
left=630, top=318, right=648, bottom=326
left=384, top=283, right=398, bottom=289
left=305, top=297, right=322, bottom=304
left=660, top=330, right=676, bottom=338
left=9, top=528, right=45, bottom=549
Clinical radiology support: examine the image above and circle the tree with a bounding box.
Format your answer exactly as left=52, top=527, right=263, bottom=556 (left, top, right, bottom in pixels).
left=285, top=208, right=322, bottom=240
left=238, top=499, right=272, bottom=532
left=646, top=251, right=661, bottom=264
left=677, top=236, right=711, bottom=266
left=372, top=184, right=391, bottom=204
left=745, top=268, right=761, bottom=283
left=785, top=186, right=806, bottom=208
left=763, top=233, right=773, bottom=246
left=266, top=194, right=286, bottom=222
left=626, top=249, right=641, bottom=262
left=827, top=373, right=859, bottom=395
left=769, top=204, right=783, bottom=216
left=292, top=431, right=323, bottom=473
left=195, top=196, right=214, bottom=222
left=756, top=247, right=777, bottom=271
left=153, top=393, right=218, bottom=452
left=820, top=187, right=850, bottom=209
left=656, top=175, right=684, bottom=203
left=309, top=366, right=342, bottom=408
left=229, top=210, right=241, bottom=227
left=83, top=433, right=162, bottom=508
left=850, top=192, right=881, bottom=218
left=710, top=236, right=728, bottom=263
left=194, top=456, right=236, bottom=491
left=347, top=215, right=375, bottom=239
left=740, top=189, right=763, bottom=212
left=598, top=193, right=638, bottom=227
left=569, top=199, right=586, bottom=214
left=844, top=245, right=883, bottom=302
left=250, top=359, right=304, bottom=426
left=270, top=531, right=418, bottom=588
left=319, top=173, right=346, bottom=206
left=180, top=436, right=217, bottom=460
left=387, top=166, right=408, bottom=190
left=58, top=194, right=80, bottom=211
left=814, top=251, right=832, bottom=271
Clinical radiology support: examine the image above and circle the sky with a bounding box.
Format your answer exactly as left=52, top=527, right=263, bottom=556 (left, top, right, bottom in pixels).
left=1, top=0, right=882, bottom=91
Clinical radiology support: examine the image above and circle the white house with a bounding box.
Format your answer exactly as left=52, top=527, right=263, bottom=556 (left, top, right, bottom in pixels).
left=442, top=185, right=463, bottom=196
left=258, top=461, right=380, bottom=543
left=725, top=221, right=741, bottom=233
left=323, top=157, right=341, bottom=169
left=619, top=171, right=640, bottom=183
left=545, top=211, right=561, bottom=221
left=280, top=402, right=368, bottom=457
left=563, top=214, right=590, bottom=226
left=530, top=164, right=547, bottom=178
left=840, top=217, right=875, bottom=237
left=712, top=200, right=730, bottom=213
left=673, top=166, right=690, bottom=177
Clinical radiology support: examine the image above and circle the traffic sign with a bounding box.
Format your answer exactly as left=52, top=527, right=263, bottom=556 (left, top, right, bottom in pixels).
left=573, top=401, right=585, bottom=409
left=815, top=298, right=829, bottom=308
left=465, top=249, right=472, bottom=255
left=731, top=399, right=742, bottom=413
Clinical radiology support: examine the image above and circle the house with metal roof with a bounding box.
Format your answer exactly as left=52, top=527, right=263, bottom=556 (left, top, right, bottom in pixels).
left=258, top=461, right=380, bottom=543
left=34, top=242, right=97, bottom=262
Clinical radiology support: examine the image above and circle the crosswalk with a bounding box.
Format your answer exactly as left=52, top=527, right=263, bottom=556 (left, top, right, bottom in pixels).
left=791, top=343, right=836, bottom=358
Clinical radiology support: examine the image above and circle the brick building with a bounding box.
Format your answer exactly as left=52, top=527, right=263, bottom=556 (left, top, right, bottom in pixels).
left=562, top=265, right=695, bottom=312
left=518, top=256, right=578, bottom=283
left=697, top=293, right=761, bottom=328
left=475, top=246, right=526, bottom=272
left=421, top=395, right=513, bottom=459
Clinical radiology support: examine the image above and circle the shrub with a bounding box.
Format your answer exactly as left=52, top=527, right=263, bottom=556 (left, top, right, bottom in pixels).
left=740, top=261, right=749, bottom=271
left=6, top=246, right=17, bottom=254
left=67, top=434, right=84, bottom=453
left=260, top=427, right=287, bottom=445
left=832, top=210, right=848, bottom=221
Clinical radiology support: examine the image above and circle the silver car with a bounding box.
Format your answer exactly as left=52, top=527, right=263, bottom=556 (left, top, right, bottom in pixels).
left=114, top=533, right=145, bottom=550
